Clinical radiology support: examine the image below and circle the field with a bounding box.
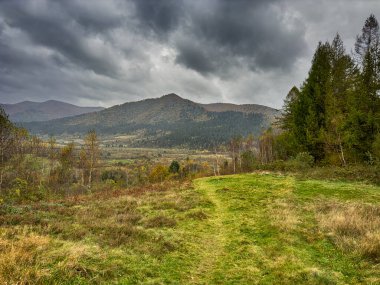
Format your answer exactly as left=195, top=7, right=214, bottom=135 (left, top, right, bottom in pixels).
left=1, top=173, right=380, bottom=284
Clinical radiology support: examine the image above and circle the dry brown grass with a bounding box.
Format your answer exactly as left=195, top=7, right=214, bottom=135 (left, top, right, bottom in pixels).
left=145, top=215, right=177, bottom=228
left=0, top=229, right=107, bottom=284
left=317, top=201, right=380, bottom=261
left=0, top=180, right=202, bottom=283
left=0, top=232, right=51, bottom=284
left=269, top=198, right=299, bottom=232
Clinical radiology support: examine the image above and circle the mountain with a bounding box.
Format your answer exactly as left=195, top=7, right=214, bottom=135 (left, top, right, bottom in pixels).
left=200, top=103, right=279, bottom=122
left=22, top=94, right=280, bottom=148
left=1, top=100, right=104, bottom=122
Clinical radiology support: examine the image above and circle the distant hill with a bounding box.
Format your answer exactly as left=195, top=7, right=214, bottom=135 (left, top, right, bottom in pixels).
left=22, top=94, right=280, bottom=148
left=1, top=100, right=104, bottom=122
left=200, top=103, right=279, bottom=122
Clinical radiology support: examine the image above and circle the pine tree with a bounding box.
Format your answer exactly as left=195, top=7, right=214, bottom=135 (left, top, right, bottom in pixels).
left=281, top=86, right=301, bottom=132
left=279, top=15, right=380, bottom=164
left=296, top=42, right=332, bottom=161
left=324, top=34, right=355, bottom=165
left=349, top=14, right=380, bottom=160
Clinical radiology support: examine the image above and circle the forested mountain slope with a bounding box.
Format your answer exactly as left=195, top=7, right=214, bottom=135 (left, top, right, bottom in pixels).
left=22, top=94, right=280, bottom=148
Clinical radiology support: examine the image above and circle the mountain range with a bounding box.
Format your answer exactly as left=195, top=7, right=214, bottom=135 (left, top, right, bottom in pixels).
left=17, top=94, right=280, bottom=148
left=1, top=100, right=104, bottom=122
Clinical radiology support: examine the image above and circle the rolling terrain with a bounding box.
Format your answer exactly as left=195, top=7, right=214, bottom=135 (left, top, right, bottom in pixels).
left=1, top=173, right=379, bottom=284
left=1, top=100, right=104, bottom=122
left=22, top=94, right=280, bottom=148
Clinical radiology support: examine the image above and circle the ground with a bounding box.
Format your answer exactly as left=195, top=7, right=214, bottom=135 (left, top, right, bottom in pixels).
left=1, top=173, right=379, bottom=284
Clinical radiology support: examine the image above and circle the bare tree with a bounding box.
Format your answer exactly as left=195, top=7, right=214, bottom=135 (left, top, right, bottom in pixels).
left=48, top=136, right=57, bottom=175
left=213, top=143, right=220, bottom=176
left=228, top=138, right=236, bottom=173
left=84, top=130, right=100, bottom=187
left=78, top=147, right=88, bottom=186
left=259, top=129, right=274, bottom=164
left=245, top=134, right=254, bottom=152
left=236, top=135, right=243, bottom=170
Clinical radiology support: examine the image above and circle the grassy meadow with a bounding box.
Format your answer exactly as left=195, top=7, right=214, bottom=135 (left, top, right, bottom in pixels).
left=1, top=173, right=380, bottom=284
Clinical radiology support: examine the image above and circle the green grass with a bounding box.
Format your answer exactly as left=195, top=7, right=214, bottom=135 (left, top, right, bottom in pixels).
left=1, top=174, right=380, bottom=284
left=0, top=182, right=213, bottom=284
left=194, top=174, right=380, bottom=284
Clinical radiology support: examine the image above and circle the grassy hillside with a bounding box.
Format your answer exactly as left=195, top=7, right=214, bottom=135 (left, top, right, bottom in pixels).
left=1, top=174, right=379, bottom=284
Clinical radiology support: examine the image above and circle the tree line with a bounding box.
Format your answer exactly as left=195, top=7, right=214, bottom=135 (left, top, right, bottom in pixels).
left=0, top=107, right=212, bottom=203
left=277, top=14, right=380, bottom=165
left=0, top=108, right=102, bottom=202
left=217, top=15, right=380, bottom=174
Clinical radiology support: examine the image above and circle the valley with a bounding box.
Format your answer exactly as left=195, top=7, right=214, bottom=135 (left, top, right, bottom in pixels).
left=21, top=94, right=279, bottom=148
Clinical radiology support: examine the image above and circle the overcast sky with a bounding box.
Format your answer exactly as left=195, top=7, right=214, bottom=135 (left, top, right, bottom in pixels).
left=0, top=0, right=379, bottom=108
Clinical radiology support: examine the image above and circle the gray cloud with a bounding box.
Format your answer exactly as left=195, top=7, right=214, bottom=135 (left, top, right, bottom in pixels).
left=130, top=0, right=307, bottom=75
left=0, top=1, right=125, bottom=77
left=181, top=0, right=306, bottom=72
left=131, top=0, right=184, bottom=36
left=0, top=0, right=379, bottom=108
left=174, top=38, right=223, bottom=75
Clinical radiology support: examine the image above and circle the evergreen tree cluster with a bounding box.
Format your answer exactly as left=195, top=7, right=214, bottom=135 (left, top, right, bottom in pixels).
left=280, top=14, right=380, bottom=164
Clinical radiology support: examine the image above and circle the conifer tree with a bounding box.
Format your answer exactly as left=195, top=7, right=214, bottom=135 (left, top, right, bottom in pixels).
left=324, top=34, right=355, bottom=165
left=279, top=14, right=380, bottom=164
left=349, top=14, right=380, bottom=159
left=281, top=86, right=300, bottom=132
left=296, top=42, right=332, bottom=161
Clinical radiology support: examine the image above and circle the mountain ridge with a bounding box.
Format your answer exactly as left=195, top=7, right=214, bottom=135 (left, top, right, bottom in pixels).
left=20, top=94, right=280, bottom=148
left=1, top=100, right=104, bottom=122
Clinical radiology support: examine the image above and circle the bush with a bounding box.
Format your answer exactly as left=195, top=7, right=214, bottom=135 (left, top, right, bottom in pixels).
left=10, top=178, right=28, bottom=200
left=241, top=150, right=256, bottom=172
left=290, top=152, right=314, bottom=170
left=169, top=161, right=180, bottom=174
left=7, top=178, right=46, bottom=202
left=372, top=133, right=380, bottom=163
left=299, top=165, right=380, bottom=185
left=149, top=165, right=169, bottom=183
left=101, top=169, right=127, bottom=183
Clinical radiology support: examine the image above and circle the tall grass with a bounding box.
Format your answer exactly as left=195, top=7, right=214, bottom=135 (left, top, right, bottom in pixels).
left=317, top=201, right=380, bottom=261
left=0, top=180, right=208, bottom=283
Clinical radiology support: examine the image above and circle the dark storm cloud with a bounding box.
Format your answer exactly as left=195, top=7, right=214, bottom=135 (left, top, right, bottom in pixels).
left=0, top=1, right=124, bottom=77
left=62, top=1, right=125, bottom=32
left=0, top=0, right=379, bottom=108
left=130, top=0, right=306, bottom=75
left=131, top=0, right=184, bottom=36
left=175, top=39, right=215, bottom=74
left=181, top=0, right=306, bottom=73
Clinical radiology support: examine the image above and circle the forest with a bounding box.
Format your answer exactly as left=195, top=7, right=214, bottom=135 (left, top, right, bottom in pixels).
left=275, top=14, right=380, bottom=165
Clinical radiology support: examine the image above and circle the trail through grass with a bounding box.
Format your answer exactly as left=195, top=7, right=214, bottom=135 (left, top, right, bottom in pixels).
left=188, top=179, right=227, bottom=284
left=190, top=174, right=380, bottom=284
left=1, top=174, right=380, bottom=284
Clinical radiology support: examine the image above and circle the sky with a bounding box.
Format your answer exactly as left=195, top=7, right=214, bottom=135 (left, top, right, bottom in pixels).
left=0, top=0, right=379, bottom=108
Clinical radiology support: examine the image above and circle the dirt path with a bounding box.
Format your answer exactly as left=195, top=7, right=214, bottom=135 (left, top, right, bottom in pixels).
left=188, top=179, right=228, bottom=284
